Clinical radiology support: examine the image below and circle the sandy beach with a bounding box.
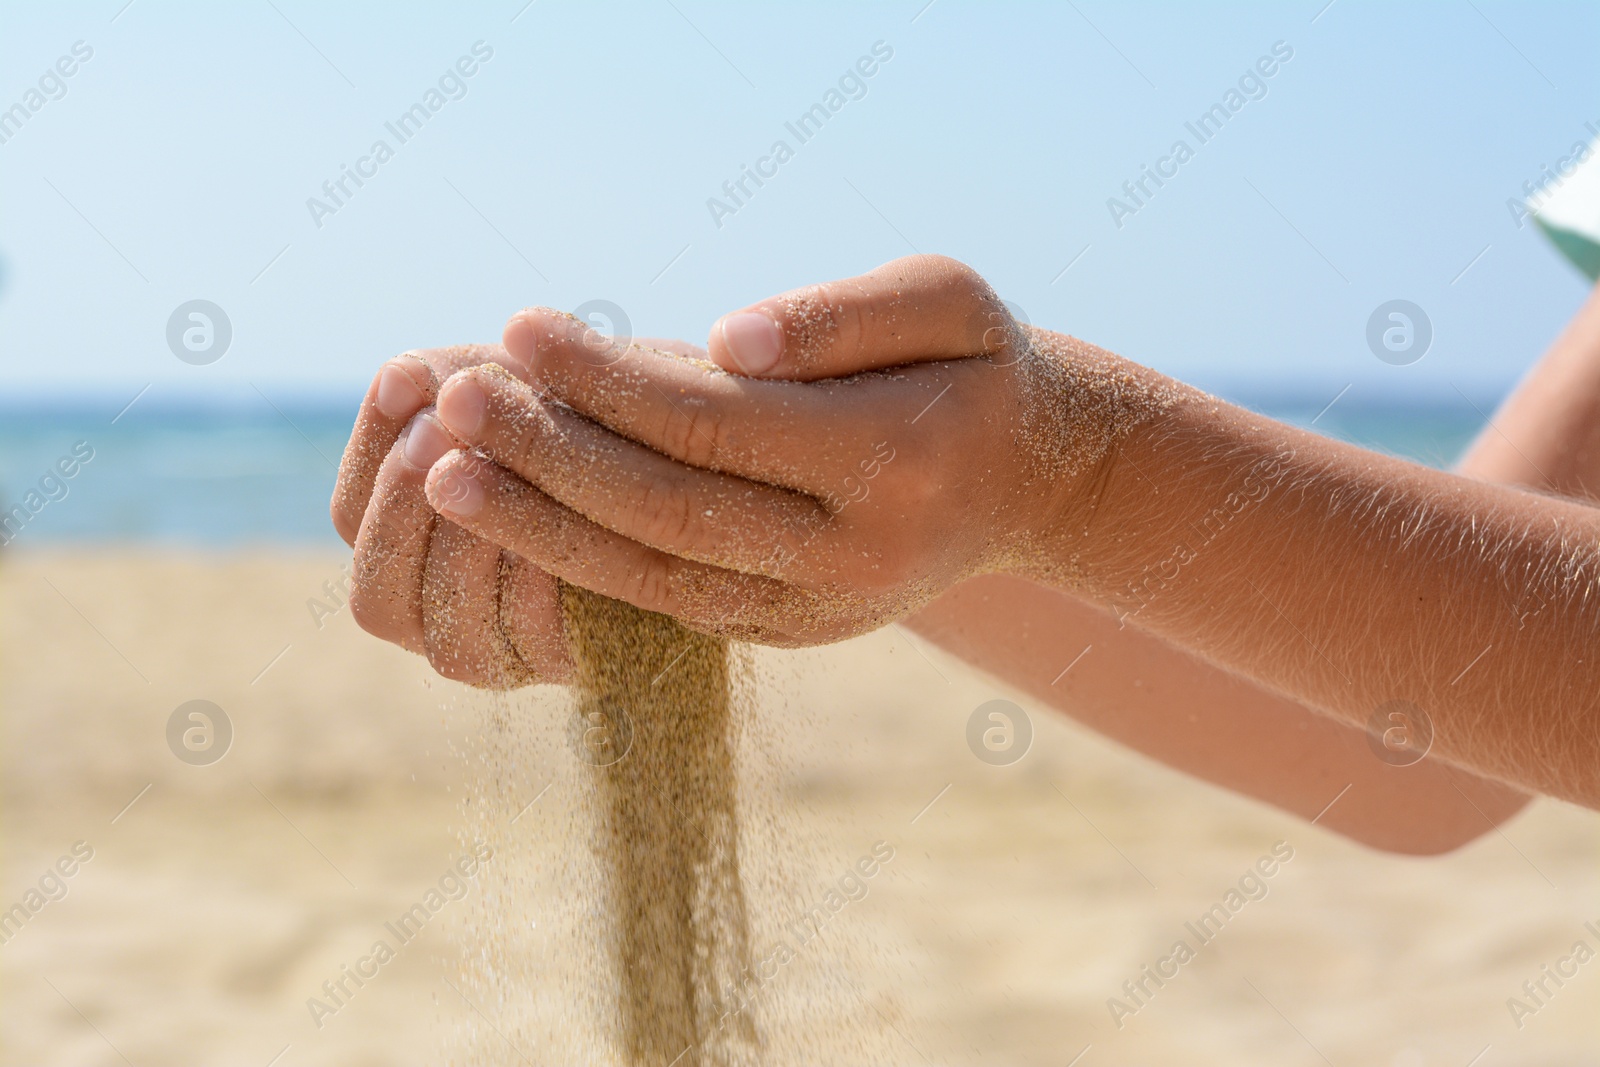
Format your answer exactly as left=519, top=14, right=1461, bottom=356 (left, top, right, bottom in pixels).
left=3, top=549, right=1596, bottom=1065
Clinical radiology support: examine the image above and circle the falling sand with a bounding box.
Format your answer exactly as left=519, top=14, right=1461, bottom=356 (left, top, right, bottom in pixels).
left=562, top=583, right=762, bottom=1067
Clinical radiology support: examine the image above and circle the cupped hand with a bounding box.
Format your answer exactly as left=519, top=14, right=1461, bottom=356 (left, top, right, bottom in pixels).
left=332, top=338, right=711, bottom=686
left=419, top=256, right=1165, bottom=645
left=330, top=344, right=568, bottom=687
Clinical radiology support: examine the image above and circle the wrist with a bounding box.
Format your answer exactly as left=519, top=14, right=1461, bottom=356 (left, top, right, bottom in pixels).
left=992, top=327, right=1183, bottom=587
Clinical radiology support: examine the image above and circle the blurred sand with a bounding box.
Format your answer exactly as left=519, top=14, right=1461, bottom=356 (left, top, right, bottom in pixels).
left=2, top=550, right=1597, bottom=1065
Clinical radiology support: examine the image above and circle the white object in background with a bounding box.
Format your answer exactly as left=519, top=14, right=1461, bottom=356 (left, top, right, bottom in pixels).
left=1531, top=133, right=1600, bottom=280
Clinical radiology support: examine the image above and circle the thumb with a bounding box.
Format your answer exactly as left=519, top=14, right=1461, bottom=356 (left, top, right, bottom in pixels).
left=707, top=254, right=1018, bottom=381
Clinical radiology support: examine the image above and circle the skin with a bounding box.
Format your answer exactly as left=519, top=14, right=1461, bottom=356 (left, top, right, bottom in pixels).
left=331, top=343, right=566, bottom=687
left=334, top=257, right=1600, bottom=847
left=922, top=279, right=1600, bottom=853
left=332, top=336, right=705, bottom=683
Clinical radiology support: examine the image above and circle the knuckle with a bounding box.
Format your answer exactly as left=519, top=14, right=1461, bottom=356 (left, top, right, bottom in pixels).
left=923, top=253, right=980, bottom=284
left=811, top=280, right=865, bottom=364
left=626, top=551, right=675, bottom=613
left=895, top=253, right=977, bottom=293
left=917, top=254, right=1003, bottom=323
left=628, top=482, right=697, bottom=552
left=660, top=396, right=728, bottom=466
left=508, top=413, right=548, bottom=473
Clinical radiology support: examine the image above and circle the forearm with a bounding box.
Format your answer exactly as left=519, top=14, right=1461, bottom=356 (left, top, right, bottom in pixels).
left=1054, top=384, right=1600, bottom=806
left=908, top=285, right=1600, bottom=836
left=907, top=574, right=1528, bottom=852
left=1459, top=279, right=1600, bottom=497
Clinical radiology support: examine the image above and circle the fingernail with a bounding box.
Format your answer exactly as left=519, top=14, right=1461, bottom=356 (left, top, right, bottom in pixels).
left=376, top=363, right=426, bottom=418
left=437, top=377, right=487, bottom=437
left=719, top=312, right=783, bottom=374
left=403, top=414, right=454, bottom=470
left=502, top=313, right=537, bottom=373
left=433, top=464, right=484, bottom=517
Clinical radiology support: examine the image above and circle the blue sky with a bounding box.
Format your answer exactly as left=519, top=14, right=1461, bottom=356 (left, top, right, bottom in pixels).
left=1, top=0, right=1597, bottom=407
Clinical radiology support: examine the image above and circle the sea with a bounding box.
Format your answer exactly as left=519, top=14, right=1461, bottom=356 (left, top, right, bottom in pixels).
left=0, top=394, right=1489, bottom=548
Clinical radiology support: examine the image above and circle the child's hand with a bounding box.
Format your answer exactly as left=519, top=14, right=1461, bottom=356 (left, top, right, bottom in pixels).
left=331, top=344, right=570, bottom=687
left=332, top=337, right=714, bottom=685
left=421, top=256, right=1164, bottom=645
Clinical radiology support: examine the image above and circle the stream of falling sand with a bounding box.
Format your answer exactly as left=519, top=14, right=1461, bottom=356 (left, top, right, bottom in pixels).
left=562, top=583, right=762, bottom=1067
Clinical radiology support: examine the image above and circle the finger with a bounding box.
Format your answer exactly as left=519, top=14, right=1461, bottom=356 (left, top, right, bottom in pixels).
left=332, top=344, right=526, bottom=546
left=332, top=355, right=436, bottom=545
left=434, top=367, right=829, bottom=576
left=347, top=418, right=445, bottom=655
left=504, top=309, right=869, bottom=487
left=421, top=518, right=537, bottom=688
left=423, top=450, right=806, bottom=643
left=705, top=254, right=1015, bottom=380
left=498, top=553, right=573, bottom=682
